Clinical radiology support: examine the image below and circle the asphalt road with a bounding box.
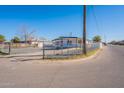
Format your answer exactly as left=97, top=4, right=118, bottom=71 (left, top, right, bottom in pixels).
left=0, top=45, right=124, bottom=88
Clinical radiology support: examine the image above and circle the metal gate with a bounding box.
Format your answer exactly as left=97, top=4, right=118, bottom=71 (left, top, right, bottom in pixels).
left=0, top=42, right=10, bottom=54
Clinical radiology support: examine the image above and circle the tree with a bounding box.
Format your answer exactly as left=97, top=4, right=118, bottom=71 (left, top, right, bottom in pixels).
left=0, top=34, right=5, bottom=42
left=11, top=36, right=20, bottom=43
left=17, top=25, right=36, bottom=43
left=93, top=35, right=101, bottom=42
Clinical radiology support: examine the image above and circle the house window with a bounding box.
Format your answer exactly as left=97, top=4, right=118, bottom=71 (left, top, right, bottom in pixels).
left=61, top=40, right=63, bottom=46
left=69, top=41, right=72, bottom=45
left=56, top=41, right=59, bottom=45
left=67, top=40, right=72, bottom=45
left=67, top=40, right=70, bottom=45
left=78, top=40, right=81, bottom=44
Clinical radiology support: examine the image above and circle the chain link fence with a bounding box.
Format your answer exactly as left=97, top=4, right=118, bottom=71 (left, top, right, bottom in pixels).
left=0, top=42, right=10, bottom=54
left=0, top=41, right=101, bottom=59
left=0, top=42, right=41, bottom=55
left=42, top=41, right=101, bottom=59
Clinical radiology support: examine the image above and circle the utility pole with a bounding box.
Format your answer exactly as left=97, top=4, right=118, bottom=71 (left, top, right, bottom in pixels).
left=83, top=5, right=87, bottom=55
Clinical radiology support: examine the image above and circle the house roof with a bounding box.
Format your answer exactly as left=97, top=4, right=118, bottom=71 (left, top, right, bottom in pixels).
left=52, top=36, right=78, bottom=41
left=52, top=36, right=93, bottom=42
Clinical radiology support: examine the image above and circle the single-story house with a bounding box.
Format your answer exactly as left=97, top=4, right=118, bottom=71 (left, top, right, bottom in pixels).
left=52, top=36, right=80, bottom=48
left=52, top=36, right=93, bottom=49
left=28, top=38, right=54, bottom=49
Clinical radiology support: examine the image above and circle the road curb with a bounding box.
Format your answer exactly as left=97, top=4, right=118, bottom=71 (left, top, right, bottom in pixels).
left=54, top=48, right=104, bottom=63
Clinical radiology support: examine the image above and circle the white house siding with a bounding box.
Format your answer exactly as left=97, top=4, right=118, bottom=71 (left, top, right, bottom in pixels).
left=89, top=42, right=102, bottom=49
left=53, top=37, right=80, bottom=48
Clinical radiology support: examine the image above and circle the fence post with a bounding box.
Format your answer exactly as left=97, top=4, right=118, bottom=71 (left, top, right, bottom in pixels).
left=76, top=37, right=78, bottom=55
left=9, top=42, right=11, bottom=55
left=42, top=41, right=45, bottom=59
left=61, top=38, right=63, bottom=55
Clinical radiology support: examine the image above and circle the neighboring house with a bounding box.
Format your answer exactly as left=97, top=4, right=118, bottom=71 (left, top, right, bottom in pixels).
left=52, top=36, right=95, bottom=49
left=52, top=36, right=83, bottom=48
left=0, top=42, right=3, bottom=44
left=28, top=37, right=45, bottom=48
left=30, top=38, right=54, bottom=49
left=86, top=39, right=93, bottom=44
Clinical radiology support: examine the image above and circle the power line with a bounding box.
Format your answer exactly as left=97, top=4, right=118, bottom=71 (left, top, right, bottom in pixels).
left=91, top=6, right=106, bottom=42
left=91, top=6, right=101, bottom=34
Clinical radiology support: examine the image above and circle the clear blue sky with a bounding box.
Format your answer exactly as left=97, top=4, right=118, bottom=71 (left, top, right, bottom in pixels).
left=0, top=5, right=124, bottom=42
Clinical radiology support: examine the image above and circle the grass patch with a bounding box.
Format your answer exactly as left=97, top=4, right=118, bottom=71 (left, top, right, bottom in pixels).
left=45, top=48, right=100, bottom=61
left=68, top=48, right=99, bottom=59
